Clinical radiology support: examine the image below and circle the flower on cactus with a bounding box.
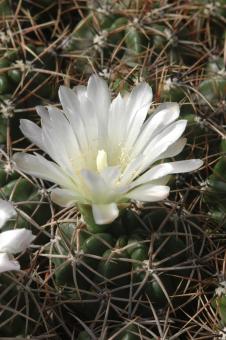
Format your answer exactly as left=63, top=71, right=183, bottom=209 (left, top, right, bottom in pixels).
left=215, top=281, right=226, bottom=296
left=0, top=199, right=35, bottom=273
left=0, top=228, right=35, bottom=254
left=218, top=327, right=226, bottom=340
left=0, top=199, right=17, bottom=228
left=0, top=253, right=20, bottom=273
left=13, top=75, right=203, bottom=224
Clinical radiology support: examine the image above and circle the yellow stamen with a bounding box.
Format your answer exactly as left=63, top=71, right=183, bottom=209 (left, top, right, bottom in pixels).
left=96, top=149, right=108, bottom=172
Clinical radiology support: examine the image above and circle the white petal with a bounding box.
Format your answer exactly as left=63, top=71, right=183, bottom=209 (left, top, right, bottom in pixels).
left=59, top=85, right=81, bottom=115
left=81, top=169, right=112, bottom=202
left=126, top=184, right=170, bottom=202
left=140, top=120, right=187, bottom=172
left=92, top=203, right=119, bottom=224
left=59, top=86, right=99, bottom=159
left=132, top=103, right=180, bottom=157
left=20, top=107, right=79, bottom=182
left=59, top=86, right=89, bottom=149
left=100, top=166, right=121, bottom=186
left=124, top=82, right=153, bottom=149
left=120, top=153, right=145, bottom=186
left=0, top=199, right=16, bottom=229
left=51, top=188, right=86, bottom=207
left=149, top=175, right=171, bottom=186
left=20, top=119, right=45, bottom=151
left=131, top=159, right=203, bottom=188
left=81, top=169, right=123, bottom=203
left=158, top=138, right=187, bottom=159
left=153, top=102, right=180, bottom=117
left=87, top=75, right=110, bottom=144
left=38, top=106, right=83, bottom=177
left=36, top=105, right=77, bottom=172
left=47, top=107, right=81, bottom=166
left=0, top=229, right=35, bottom=254
left=107, top=93, right=127, bottom=162
left=41, top=124, right=74, bottom=173
left=36, top=105, right=50, bottom=124
left=73, top=84, right=87, bottom=97
left=152, top=102, right=180, bottom=125
left=13, top=153, right=75, bottom=189
left=0, top=253, right=20, bottom=273
left=36, top=106, right=65, bottom=167
left=87, top=74, right=110, bottom=118
left=121, top=138, right=186, bottom=187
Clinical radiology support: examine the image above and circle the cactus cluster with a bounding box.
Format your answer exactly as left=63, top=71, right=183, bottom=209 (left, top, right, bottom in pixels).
left=0, top=0, right=226, bottom=339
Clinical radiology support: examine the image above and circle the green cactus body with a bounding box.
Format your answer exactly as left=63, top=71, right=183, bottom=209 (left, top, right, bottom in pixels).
left=0, top=1, right=224, bottom=337
left=199, top=77, right=226, bottom=105
left=107, top=17, right=128, bottom=45
left=0, top=178, right=35, bottom=202
left=4, top=50, right=18, bottom=62
left=207, top=157, right=226, bottom=202
left=111, top=323, right=150, bottom=340
left=127, top=233, right=144, bottom=256
left=0, top=58, right=11, bottom=68
left=214, top=294, right=226, bottom=326
left=206, top=57, right=225, bottom=75
left=95, top=248, right=131, bottom=285
left=0, top=74, right=12, bottom=94
left=152, top=24, right=169, bottom=52
left=220, top=139, right=226, bottom=153
left=205, top=156, right=226, bottom=213
left=123, top=24, right=147, bottom=65
left=130, top=235, right=187, bottom=307
left=0, top=0, right=11, bottom=15
left=63, top=15, right=96, bottom=52
left=161, top=80, right=186, bottom=102
left=0, top=116, right=7, bottom=144
left=7, top=69, right=22, bottom=84
left=77, top=330, right=92, bottom=340
left=53, top=230, right=115, bottom=287
left=0, top=274, right=41, bottom=337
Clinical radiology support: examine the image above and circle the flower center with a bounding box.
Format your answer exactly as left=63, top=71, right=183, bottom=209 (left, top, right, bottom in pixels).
left=96, top=149, right=108, bottom=172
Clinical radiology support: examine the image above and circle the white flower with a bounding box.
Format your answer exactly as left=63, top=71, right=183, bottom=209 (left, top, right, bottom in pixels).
left=217, top=328, right=226, bottom=340
left=0, top=253, right=20, bottom=273
left=0, top=199, right=16, bottom=229
left=0, top=228, right=35, bottom=254
left=0, top=199, right=35, bottom=273
left=215, top=281, right=226, bottom=296
left=0, top=228, right=35, bottom=274
left=13, top=75, right=203, bottom=224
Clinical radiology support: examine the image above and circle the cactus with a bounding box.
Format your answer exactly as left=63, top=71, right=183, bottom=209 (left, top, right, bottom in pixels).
left=0, top=0, right=225, bottom=338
